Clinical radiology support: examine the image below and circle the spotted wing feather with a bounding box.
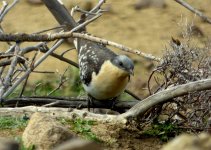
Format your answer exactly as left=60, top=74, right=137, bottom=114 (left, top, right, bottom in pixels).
left=75, top=39, right=117, bottom=85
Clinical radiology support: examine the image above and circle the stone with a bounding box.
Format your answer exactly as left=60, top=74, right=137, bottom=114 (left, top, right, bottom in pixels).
left=161, top=133, right=211, bottom=150
left=22, top=112, right=74, bottom=150
left=53, top=139, right=102, bottom=150
left=0, top=137, right=19, bottom=150
left=27, top=0, right=43, bottom=5
left=134, top=0, right=167, bottom=10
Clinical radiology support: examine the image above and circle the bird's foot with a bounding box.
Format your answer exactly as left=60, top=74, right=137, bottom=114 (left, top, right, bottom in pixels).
left=0, top=98, right=4, bottom=107
left=110, top=97, right=118, bottom=110
left=87, top=95, right=94, bottom=112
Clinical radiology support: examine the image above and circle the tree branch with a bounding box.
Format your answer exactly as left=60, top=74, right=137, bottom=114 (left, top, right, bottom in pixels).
left=4, top=96, right=139, bottom=112
left=0, top=44, right=20, bottom=102
left=175, top=0, right=211, bottom=24
left=0, top=32, right=161, bottom=61
left=0, top=0, right=19, bottom=23
left=1, top=79, right=210, bottom=124
left=120, top=78, right=211, bottom=119
left=2, top=40, right=64, bottom=99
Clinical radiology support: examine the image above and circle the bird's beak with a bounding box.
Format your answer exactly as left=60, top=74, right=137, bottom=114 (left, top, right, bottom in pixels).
left=129, top=69, right=134, bottom=76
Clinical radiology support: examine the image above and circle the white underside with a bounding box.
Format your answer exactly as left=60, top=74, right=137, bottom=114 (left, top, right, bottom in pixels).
left=83, top=83, right=125, bottom=100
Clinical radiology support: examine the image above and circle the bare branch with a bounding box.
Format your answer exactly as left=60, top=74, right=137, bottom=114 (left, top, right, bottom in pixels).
left=2, top=39, right=64, bottom=99
left=4, top=96, right=139, bottom=111
left=121, top=78, right=211, bottom=119
left=89, top=0, right=105, bottom=14
left=125, top=89, right=141, bottom=100
left=72, top=33, right=161, bottom=61
left=0, top=58, right=25, bottom=67
left=175, top=0, right=211, bottom=24
left=2, top=79, right=210, bottom=124
left=0, top=43, right=20, bottom=101
left=0, top=0, right=19, bottom=23
left=0, top=1, right=8, bottom=16
left=47, top=68, right=69, bottom=96
left=18, top=52, right=38, bottom=99
left=0, top=32, right=161, bottom=61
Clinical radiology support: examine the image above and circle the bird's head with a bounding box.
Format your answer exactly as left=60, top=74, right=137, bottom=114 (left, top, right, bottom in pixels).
left=111, top=55, right=134, bottom=75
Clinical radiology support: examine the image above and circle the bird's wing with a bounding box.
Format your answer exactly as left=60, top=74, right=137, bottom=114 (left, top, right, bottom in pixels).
left=75, top=38, right=117, bottom=85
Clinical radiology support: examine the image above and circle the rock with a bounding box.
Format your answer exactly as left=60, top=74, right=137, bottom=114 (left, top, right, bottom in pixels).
left=27, top=0, right=43, bottom=5
left=161, top=133, right=211, bottom=150
left=53, top=139, right=102, bottom=150
left=22, top=112, right=74, bottom=150
left=189, top=25, right=204, bottom=37
left=206, top=117, right=211, bottom=133
left=134, top=0, right=167, bottom=10
left=0, top=138, right=19, bottom=150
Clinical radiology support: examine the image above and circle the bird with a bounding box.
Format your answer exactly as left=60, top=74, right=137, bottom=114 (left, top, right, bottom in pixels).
left=41, top=0, right=134, bottom=107
left=74, top=38, right=134, bottom=104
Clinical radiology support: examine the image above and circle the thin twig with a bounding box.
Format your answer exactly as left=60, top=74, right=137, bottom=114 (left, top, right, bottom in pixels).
left=89, top=0, right=105, bottom=14
left=47, top=67, right=69, bottom=96
left=18, top=42, right=79, bottom=68
left=61, top=47, right=75, bottom=57
left=175, top=0, right=211, bottom=24
left=0, top=1, right=8, bottom=16
left=5, top=45, right=16, bottom=53
left=0, top=58, right=25, bottom=67
left=125, top=89, right=141, bottom=100
left=2, top=39, right=64, bottom=99
left=18, top=51, right=38, bottom=99
left=71, top=13, right=102, bottom=32
left=0, top=0, right=19, bottom=23
left=33, top=25, right=66, bottom=34
left=0, top=43, right=20, bottom=101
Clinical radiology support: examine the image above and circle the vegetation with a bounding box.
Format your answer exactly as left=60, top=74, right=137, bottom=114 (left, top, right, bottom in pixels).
left=60, top=118, right=101, bottom=142
left=15, top=137, right=35, bottom=150
left=8, top=67, right=85, bottom=98
left=143, top=120, right=180, bottom=142
left=0, top=116, right=28, bottom=130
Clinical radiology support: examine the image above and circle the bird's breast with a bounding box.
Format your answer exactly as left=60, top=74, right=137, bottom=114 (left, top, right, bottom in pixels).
left=83, top=60, right=130, bottom=100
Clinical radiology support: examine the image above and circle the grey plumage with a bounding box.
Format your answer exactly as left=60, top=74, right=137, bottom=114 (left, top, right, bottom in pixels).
left=111, top=55, right=134, bottom=75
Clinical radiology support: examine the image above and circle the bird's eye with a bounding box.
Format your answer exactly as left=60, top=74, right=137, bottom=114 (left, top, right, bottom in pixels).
left=119, top=62, right=123, bottom=66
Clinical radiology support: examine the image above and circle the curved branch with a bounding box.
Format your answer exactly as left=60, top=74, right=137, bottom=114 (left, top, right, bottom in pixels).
left=120, top=78, right=211, bottom=119
left=0, top=79, right=210, bottom=124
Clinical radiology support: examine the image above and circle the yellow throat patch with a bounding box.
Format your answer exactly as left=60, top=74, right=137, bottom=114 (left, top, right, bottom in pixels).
left=83, top=60, right=130, bottom=100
